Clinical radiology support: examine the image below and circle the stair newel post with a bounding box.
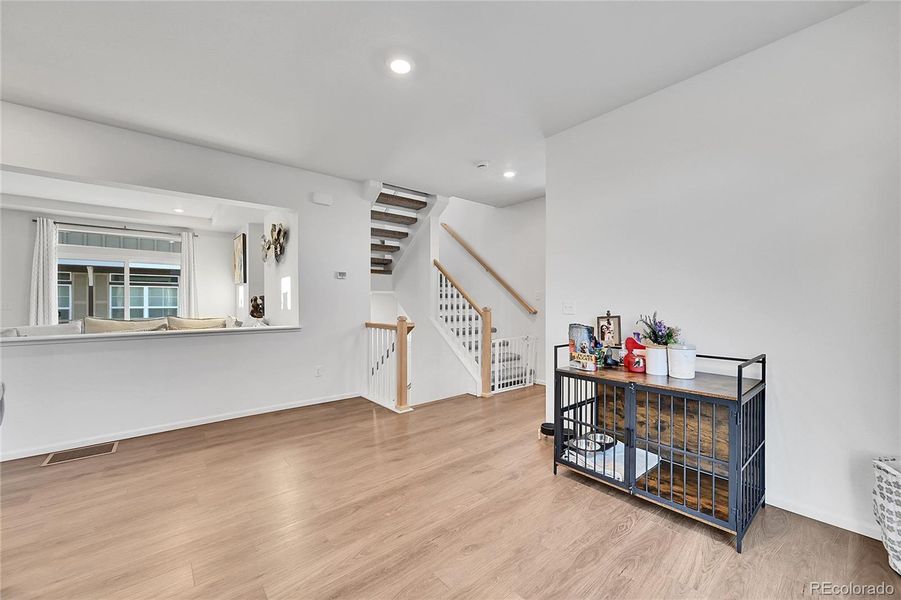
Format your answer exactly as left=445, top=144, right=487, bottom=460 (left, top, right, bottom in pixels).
left=396, top=316, right=409, bottom=410
left=480, top=307, right=492, bottom=397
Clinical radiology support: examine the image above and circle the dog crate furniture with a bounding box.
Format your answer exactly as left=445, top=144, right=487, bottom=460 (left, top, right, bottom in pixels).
left=553, top=346, right=766, bottom=552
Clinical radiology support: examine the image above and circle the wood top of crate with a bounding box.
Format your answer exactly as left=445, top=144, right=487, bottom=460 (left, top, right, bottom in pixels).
left=555, top=366, right=761, bottom=401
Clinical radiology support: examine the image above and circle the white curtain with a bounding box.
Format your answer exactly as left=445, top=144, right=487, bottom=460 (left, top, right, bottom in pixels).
left=178, top=231, right=198, bottom=318
left=29, top=218, right=58, bottom=326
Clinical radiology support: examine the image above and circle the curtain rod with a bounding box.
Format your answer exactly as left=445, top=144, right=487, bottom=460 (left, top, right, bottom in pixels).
left=32, top=219, right=198, bottom=238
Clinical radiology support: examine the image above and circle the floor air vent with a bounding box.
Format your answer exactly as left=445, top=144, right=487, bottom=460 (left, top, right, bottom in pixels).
left=41, top=441, right=118, bottom=466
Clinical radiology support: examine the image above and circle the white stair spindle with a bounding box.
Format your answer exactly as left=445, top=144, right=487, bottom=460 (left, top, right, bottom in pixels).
left=382, top=329, right=387, bottom=404
left=466, top=304, right=472, bottom=362
left=377, top=328, right=382, bottom=404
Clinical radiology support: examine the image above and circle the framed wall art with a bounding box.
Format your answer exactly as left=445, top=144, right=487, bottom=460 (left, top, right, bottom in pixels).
left=233, top=233, right=247, bottom=284
left=597, top=311, right=622, bottom=347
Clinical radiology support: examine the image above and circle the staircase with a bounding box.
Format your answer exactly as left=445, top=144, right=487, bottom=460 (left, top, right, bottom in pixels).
left=370, top=187, right=429, bottom=275
left=434, top=260, right=536, bottom=394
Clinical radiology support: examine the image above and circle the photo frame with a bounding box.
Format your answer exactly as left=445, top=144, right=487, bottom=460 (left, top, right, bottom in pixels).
left=597, top=312, right=622, bottom=347
left=233, top=233, right=247, bottom=284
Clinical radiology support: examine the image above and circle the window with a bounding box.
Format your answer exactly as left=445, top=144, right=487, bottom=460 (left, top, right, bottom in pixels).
left=59, top=230, right=181, bottom=253
left=109, top=285, right=125, bottom=320
left=56, top=226, right=181, bottom=321
left=58, top=260, right=126, bottom=321
left=109, top=267, right=179, bottom=319
left=109, top=273, right=179, bottom=319
left=58, top=272, right=72, bottom=323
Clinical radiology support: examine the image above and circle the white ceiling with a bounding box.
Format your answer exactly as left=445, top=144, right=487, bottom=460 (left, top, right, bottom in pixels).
left=0, top=168, right=271, bottom=232
left=1, top=1, right=857, bottom=206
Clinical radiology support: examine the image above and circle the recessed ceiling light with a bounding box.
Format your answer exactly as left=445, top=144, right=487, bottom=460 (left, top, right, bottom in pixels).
left=503, top=171, right=516, bottom=179
left=173, top=208, right=184, bottom=213
left=389, top=58, right=412, bottom=75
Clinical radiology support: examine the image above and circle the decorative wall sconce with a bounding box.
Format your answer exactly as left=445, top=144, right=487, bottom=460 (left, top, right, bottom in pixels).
left=261, top=223, right=289, bottom=263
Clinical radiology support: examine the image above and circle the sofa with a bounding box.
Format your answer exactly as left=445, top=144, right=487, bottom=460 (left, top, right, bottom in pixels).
left=1, top=316, right=244, bottom=338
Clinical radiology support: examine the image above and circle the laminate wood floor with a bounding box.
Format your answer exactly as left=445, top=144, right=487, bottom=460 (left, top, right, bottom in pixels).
left=2, top=386, right=897, bottom=599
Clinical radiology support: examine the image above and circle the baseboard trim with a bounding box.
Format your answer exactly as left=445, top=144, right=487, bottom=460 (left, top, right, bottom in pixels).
left=0, top=391, right=360, bottom=462
left=766, top=494, right=881, bottom=540
left=361, top=396, right=413, bottom=414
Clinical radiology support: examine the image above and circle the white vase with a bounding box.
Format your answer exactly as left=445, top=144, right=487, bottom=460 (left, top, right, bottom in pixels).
left=645, top=346, right=668, bottom=376
left=667, top=344, right=697, bottom=379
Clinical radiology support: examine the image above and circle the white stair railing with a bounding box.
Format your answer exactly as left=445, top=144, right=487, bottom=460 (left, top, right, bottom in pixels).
left=437, top=275, right=481, bottom=366
left=365, top=316, right=413, bottom=411
left=434, top=259, right=492, bottom=396
left=490, top=336, right=537, bottom=392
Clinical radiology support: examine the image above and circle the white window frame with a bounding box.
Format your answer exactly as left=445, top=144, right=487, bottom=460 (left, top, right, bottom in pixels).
left=57, top=240, right=181, bottom=321
left=57, top=276, right=73, bottom=323
left=109, top=282, right=179, bottom=320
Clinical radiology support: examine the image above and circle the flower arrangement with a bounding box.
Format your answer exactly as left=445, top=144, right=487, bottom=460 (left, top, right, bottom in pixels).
left=637, top=312, right=681, bottom=346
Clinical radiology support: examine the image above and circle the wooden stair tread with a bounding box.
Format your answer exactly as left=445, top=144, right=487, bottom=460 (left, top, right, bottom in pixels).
left=371, top=269, right=393, bottom=275
left=371, top=227, right=408, bottom=240
left=376, top=193, right=428, bottom=211
left=371, top=257, right=392, bottom=266
left=372, top=210, right=417, bottom=226
left=371, top=243, right=400, bottom=253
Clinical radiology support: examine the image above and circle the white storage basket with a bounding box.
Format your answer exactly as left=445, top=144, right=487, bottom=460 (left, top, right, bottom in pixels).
left=873, top=457, right=901, bottom=575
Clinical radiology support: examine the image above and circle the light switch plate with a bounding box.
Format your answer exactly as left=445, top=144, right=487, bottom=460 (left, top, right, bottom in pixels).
left=562, top=301, right=576, bottom=315
left=335, top=271, right=347, bottom=279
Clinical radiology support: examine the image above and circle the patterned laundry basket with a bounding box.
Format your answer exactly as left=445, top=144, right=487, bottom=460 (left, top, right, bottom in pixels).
left=873, top=457, right=901, bottom=575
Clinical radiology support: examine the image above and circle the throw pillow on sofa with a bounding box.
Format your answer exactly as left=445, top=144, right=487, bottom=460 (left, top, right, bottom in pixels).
left=166, top=316, right=227, bottom=330
left=84, top=317, right=168, bottom=334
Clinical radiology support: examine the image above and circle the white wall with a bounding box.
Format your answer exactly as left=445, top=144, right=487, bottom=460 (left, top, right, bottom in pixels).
left=236, top=222, right=265, bottom=323
left=370, top=274, right=394, bottom=292
left=439, top=196, right=546, bottom=380
left=546, top=3, right=900, bottom=539
left=393, top=211, right=480, bottom=403
left=0, top=208, right=35, bottom=327
left=262, top=210, right=300, bottom=326
left=193, top=231, right=237, bottom=318
left=369, top=291, right=399, bottom=322
left=0, top=103, right=370, bottom=459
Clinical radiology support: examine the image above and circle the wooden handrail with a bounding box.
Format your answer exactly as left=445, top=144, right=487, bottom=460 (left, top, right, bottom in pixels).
left=364, top=320, right=415, bottom=332
left=432, top=259, right=484, bottom=317
left=441, top=223, right=538, bottom=315
left=432, top=259, right=492, bottom=397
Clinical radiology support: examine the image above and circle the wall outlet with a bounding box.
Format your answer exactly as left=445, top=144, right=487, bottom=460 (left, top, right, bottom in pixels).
left=335, top=271, right=347, bottom=279
left=314, top=365, right=323, bottom=378
left=562, top=301, right=576, bottom=315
